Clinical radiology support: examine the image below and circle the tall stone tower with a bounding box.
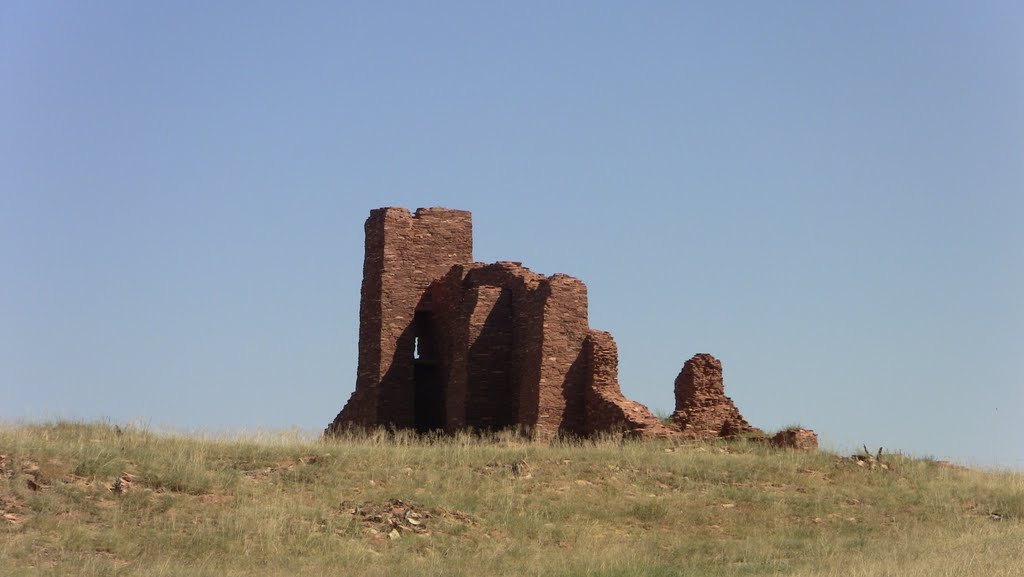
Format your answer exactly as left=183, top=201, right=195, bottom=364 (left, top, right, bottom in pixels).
left=331, top=207, right=472, bottom=429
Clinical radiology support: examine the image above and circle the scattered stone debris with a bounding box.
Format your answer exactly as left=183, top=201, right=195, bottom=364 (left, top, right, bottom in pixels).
left=837, top=446, right=890, bottom=470
left=342, top=499, right=432, bottom=537
left=20, top=462, right=47, bottom=491
left=770, top=428, right=819, bottom=450
left=434, top=506, right=478, bottom=526
left=961, top=501, right=1010, bottom=522
left=1, top=495, right=27, bottom=525
left=340, top=499, right=476, bottom=539
left=61, top=473, right=97, bottom=491
left=242, top=455, right=322, bottom=481
left=110, top=472, right=138, bottom=495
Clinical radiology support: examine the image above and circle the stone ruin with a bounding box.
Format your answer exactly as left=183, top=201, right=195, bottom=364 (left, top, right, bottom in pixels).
left=326, top=207, right=814, bottom=446
left=671, top=354, right=759, bottom=439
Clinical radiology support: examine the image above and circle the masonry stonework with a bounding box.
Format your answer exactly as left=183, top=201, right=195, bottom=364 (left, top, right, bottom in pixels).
left=330, top=207, right=472, bottom=431
left=326, top=207, right=811, bottom=442
left=671, top=353, right=760, bottom=439
left=583, top=330, right=677, bottom=438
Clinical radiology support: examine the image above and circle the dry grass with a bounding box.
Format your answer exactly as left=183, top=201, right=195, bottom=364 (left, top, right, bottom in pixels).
left=1, top=420, right=1022, bottom=576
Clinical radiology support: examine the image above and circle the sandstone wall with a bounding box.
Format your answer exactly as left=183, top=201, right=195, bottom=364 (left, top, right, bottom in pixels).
left=671, top=353, right=760, bottom=439
left=583, top=330, right=676, bottom=438
left=464, top=284, right=515, bottom=429
left=327, top=207, right=472, bottom=433
left=426, top=262, right=548, bottom=433
left=460, top=263, right=545, bottom=433
left=534, top=274, right=590, bottom=438
left=427, top=265, right=474, bottom=432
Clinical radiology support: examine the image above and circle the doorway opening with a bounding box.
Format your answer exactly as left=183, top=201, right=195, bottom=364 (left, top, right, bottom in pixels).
left=412, top=311, right=444, bottom=432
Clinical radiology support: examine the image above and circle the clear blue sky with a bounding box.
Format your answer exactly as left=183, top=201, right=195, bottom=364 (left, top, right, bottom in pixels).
left=2, top=2, right=1021, bottom=467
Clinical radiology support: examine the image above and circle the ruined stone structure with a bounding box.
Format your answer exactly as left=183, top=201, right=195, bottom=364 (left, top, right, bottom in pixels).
left=672, top=353, right=761, bottom=439
left=326, top=207, right=808, bottom=443
left=769, top=428, right=819, bottom=450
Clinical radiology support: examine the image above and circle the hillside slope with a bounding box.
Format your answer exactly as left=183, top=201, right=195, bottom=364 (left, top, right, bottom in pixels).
left=1, top=422, right=1021, bottom=576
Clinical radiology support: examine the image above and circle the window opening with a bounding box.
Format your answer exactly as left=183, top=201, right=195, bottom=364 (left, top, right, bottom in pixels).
left=412, top=311, right=434, bottom=362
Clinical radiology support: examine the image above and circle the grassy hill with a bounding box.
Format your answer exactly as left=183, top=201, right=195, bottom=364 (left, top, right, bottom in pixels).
left=1, top=421, right=1021, bottom=576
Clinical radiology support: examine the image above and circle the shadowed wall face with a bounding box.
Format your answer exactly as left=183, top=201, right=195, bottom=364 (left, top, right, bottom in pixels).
left=455, top=262, right=546, bottom=433
left=536, top=275, right=590, bottom=437
left=465, top=285, right=516, bottom=430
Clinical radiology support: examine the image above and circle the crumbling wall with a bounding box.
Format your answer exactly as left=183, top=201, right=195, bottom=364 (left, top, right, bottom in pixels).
left=671, top=353, right=761, bottom=439
left=583, top=330, right=677, bottom=438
